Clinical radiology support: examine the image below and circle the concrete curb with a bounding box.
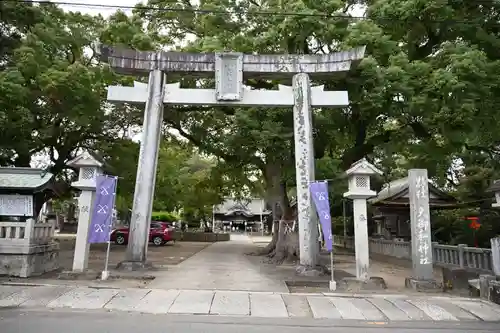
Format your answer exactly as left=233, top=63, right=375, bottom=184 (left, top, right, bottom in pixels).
left=0, top=283, right=483, bottom=301
left=0, top=282, right=62, bottom=288
left=321, top=292, right=483, bottom=301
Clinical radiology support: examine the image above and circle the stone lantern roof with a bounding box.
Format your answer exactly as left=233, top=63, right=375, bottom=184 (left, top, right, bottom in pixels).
left=67, top=151, right=104, bottom=168
left=345, top=158, right=383, bottom=177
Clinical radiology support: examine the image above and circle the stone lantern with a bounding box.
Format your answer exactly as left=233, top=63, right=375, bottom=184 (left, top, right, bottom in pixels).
left=343, top=158, right=383, bottom=281
left=486, top=180, right=500, bottom=276
left=487, top=180, right=500, bottom=208
left=67, top=152, right=103, bottom=272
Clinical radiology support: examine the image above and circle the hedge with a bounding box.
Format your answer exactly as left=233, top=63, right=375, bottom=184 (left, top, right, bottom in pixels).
left=151, top=211, right=179, bottom=222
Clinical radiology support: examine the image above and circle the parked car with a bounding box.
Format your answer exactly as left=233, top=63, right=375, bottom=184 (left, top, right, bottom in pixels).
left=110, top=221, right=175, bottom=246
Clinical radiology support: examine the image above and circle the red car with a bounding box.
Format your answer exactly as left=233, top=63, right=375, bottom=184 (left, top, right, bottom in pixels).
left=110, top=221, right=175, bottom=246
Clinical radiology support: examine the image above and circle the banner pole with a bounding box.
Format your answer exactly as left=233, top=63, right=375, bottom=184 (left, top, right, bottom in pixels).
left=102, top=240, right=111, bottom=280
left=102, top=176, right=118, bottom=281
left=329, top=249, right=336, bottom=291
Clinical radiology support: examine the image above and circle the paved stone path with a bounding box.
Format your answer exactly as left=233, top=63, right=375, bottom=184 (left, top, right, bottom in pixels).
left=148, top=234, right=288, bottom=292
left=1, top=285, right=500, bottom=321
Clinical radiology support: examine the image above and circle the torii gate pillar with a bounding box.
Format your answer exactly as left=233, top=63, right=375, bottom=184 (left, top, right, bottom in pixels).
left=292, top=73, right=319, bottom=268
left=118, top=70, right=165, bottom=268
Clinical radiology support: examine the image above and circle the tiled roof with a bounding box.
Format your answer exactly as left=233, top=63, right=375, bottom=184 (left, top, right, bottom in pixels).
left=214, top=198, right=270, bottom=215
left=368, top=177, right=409, bottom=204
left=0, top=167, right=54, bottom=191
left=369, top=177, right=456, bottom=205
left=486, top=180, right=500, bottom=193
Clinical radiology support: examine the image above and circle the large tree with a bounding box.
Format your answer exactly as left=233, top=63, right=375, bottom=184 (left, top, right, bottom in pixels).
left=0, top=3, right=162, bottom=175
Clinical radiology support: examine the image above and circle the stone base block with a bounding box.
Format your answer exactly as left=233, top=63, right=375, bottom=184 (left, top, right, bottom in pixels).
left=405, top=277, right=442, bottom=292
left=468, top=279, right=480, bottom=297
left=441, top=266, right=478, bottom=294
left=489, top=280, right=500, bottom=305
left=338, top=276, right=387, bottom=292
left=295, top=264, right=329, bottom=277
left=479, top=274, right=497, bottom=300
left=58, top=269, right=100, bottom=280
left=115, top=260, right=155, bottom=272
left=0, top=242, right=59, bottom=278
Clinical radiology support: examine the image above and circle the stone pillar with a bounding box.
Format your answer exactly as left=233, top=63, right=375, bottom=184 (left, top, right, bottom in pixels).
left=292, top=73, right=319, bottom=268
left=47, top=213, right=57, bottom=238
left=122, top=70, right=165, bottom=268
left=491, top=237, right=500, bottom=276
left=406, top=169, right=440, bottom=291
left=72, top=190, right=95, bottom=271
left=353, top=199, right=369, bottom=280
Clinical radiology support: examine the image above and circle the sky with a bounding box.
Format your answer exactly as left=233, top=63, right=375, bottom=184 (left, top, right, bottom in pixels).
left=57, top=0, right=365, bottom=18
left=58, top=0, right=139, bottom=17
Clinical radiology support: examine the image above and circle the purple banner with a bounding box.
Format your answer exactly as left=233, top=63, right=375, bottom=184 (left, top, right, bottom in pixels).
left=310, top=181, right=333, bottom=252
left=88, top=175, right=118, bottom=244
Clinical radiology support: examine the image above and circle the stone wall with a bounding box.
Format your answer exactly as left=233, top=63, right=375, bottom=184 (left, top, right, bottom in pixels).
left=0, top=242, right=59, bottom=277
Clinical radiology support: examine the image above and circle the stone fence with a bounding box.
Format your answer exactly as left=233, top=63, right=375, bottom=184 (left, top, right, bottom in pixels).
left=0, top=218, right=55, bottom=246
left=334, top=236, right=494, bottom=274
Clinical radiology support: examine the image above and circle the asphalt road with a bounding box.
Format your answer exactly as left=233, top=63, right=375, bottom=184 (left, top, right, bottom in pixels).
left=1, top=308, right=499, bottom=333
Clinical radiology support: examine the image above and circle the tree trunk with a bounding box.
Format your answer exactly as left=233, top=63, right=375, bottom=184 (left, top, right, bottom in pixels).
left=248, top=163, right=281, bottom=255
left=264, top=180, right=300, bottom=264
left=264, top=219, right=300, bottom=264
left=60, top=201, right=77, bottom=233
left=247, top=162, right=300, bottom=264
left=250, top=199, right=280, bottom=255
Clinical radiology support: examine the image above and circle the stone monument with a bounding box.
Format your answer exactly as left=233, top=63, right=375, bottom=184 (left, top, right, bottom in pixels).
left=98, top=45, right=365, bottom=270
left=0, top=167, right=59, bottom=277
left=67, top=152, right=103, bottom=272
left=405, top=169, right=441, bottom=291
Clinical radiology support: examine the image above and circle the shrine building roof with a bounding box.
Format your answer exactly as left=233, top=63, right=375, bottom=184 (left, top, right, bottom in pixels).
left=214, top=198, right=271, bottom=216
left=0, top=167, right=54, bottom=192
left=486, top=180, right=500, bottom=193
left=369, top=177, right=458, bottom=208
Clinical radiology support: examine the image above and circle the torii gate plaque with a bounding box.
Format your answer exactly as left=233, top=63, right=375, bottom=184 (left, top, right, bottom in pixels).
left=99, top=45, right=365, bottom=271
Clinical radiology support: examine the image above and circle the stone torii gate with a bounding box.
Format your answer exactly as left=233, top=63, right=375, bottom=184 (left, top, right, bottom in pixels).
left=98, top=45, right=365, bottom=270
